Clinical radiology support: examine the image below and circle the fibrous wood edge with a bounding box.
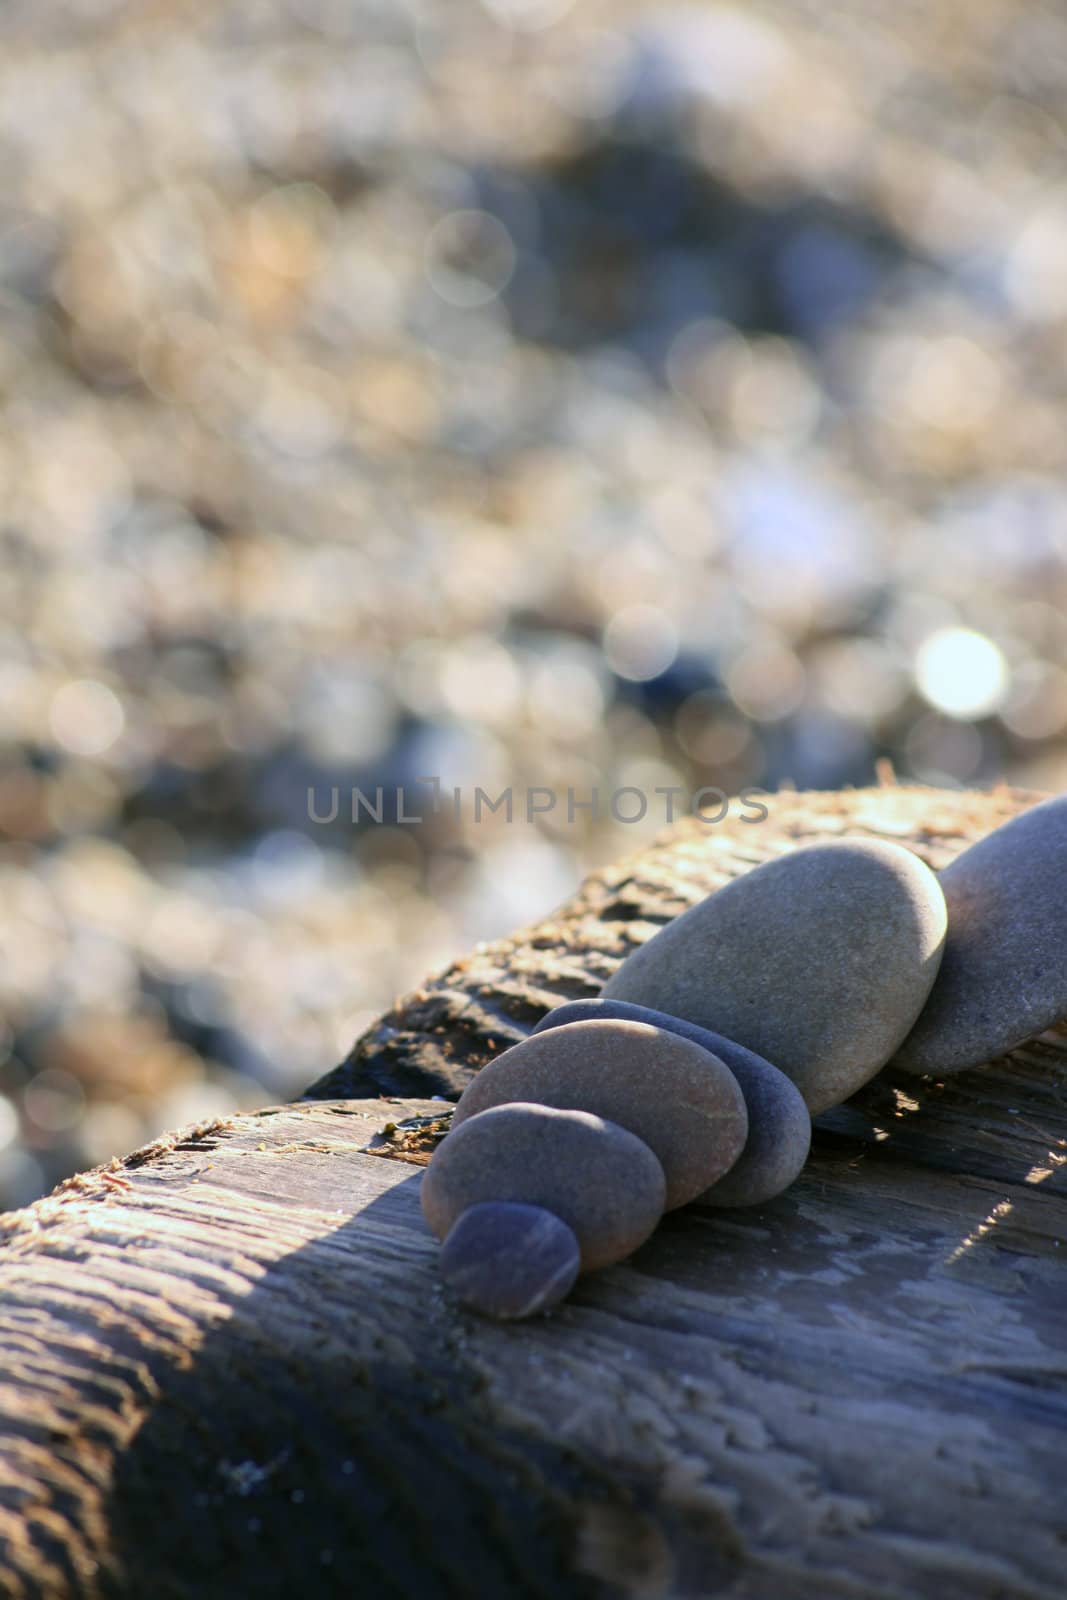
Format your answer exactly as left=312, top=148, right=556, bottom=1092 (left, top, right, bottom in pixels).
left=0, top=785, right=1065, bottom=1599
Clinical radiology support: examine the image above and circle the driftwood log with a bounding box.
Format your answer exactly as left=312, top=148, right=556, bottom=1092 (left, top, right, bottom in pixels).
left=1, top=784, right=1066, bottom=1599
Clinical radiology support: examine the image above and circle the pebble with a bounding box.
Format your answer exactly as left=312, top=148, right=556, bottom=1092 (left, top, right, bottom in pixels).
left=451, top=1018, right=748, bottom=1209
left=421, top=1101, right=666, bottom=1271
left=602, top=838, right=947, bottom=1114
left=533, top=999, right=810, bottom=1207
left=438, top=1201, right=581, bottom=1319
left=893, top=795, right=1067, bottom=1074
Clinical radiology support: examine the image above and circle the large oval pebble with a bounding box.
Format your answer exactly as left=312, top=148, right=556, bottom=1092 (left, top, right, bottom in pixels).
left=894, top=794, right=1067, bottom=1075
left=533, top=999, right=810, bottom=1207
left=439, top=1201, right=580, bottom=1319
left=421, top=1101, right=666, bottom=1271
left=451, top=1019, right=747, bottom=1209
left=603, top=838, right=947, bottom=1114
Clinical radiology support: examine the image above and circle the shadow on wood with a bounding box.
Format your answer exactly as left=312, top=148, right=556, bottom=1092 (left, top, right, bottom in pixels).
left=1, top=786, right=1066, bottom=1599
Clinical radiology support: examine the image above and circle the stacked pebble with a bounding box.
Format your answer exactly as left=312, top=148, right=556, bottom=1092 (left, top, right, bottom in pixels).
left=893, top=795, right=1067, bottom=1074
left=531, top=1001, right=811, bottom=1210
left=602, top=839, right=948, bottom=1115
left=423, top=812, right=1067, bottom=1319
left=420, top=1021, right=749, bottom=1318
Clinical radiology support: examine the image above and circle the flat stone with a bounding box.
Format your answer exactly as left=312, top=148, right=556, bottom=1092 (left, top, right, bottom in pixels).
left=451, top=1019, right=747, bottom=1209
left=533, top=999, right=810, bottom=1207
left=438, top=1201, right=580, bottom=1319
left=894, top=794, right=1067, bottom=1074
left=603, top=838, right=947, bottom=1114
left=421, top=1101, right=666, bottom=1271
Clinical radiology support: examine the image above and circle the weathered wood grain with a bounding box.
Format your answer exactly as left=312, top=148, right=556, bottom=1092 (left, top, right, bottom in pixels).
left=1, top=784, right=1066, bottom=1599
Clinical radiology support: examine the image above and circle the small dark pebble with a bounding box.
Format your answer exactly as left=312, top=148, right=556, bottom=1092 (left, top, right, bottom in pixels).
left=439, top=1201, right=580, bottom=1319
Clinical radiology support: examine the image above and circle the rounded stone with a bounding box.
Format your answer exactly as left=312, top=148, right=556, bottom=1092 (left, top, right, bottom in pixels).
left=602, top=838, right=947, bottom=1115
left=894, top=794, right=1067, bottom=1075
left=451, top=1019, right=748, bottom=1210
left=439, top=1201, right=580, bottom=1319
left=533, top=999, right=810, bottom=1207
left=420, top=1101, right=666, bottom=1272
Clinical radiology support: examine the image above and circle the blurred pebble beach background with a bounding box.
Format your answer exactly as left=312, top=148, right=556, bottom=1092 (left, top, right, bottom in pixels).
left=2, top=0, right=1067, bottom=1204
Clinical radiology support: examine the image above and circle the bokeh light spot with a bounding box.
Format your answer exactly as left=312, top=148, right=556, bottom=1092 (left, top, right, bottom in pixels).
left=23, top=1069, right=85, bottom=1135
left=603, top=605, right=678, bottom=682
left=0, top=1096, right=18, bottom=1154
left=727, top=639, right=806, bottom=723
left=425, top=211, right=517, bottom=308
left=914, top=628, right=1008, bottom=720
left=48, top=679, right=125, bottom=756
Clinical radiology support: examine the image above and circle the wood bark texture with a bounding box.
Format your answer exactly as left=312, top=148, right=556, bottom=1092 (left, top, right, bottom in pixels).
left=1, top=784, right=1066, bottom=1600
